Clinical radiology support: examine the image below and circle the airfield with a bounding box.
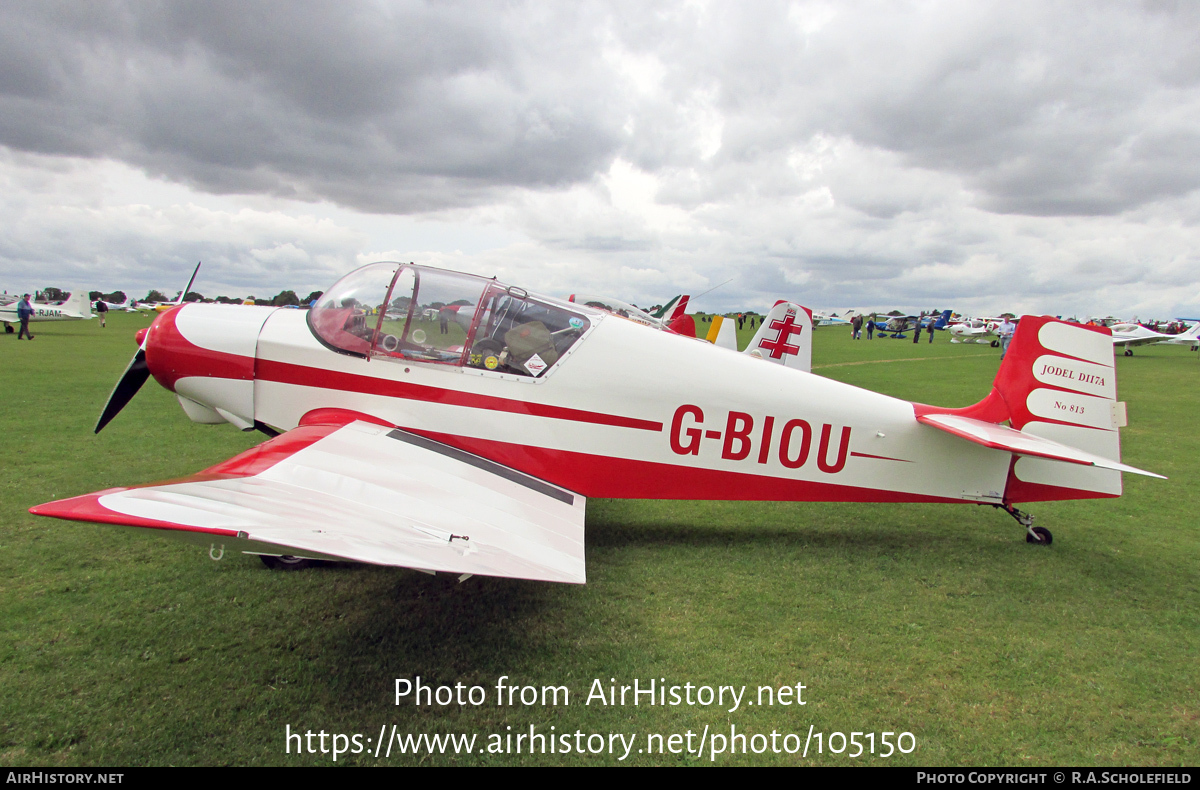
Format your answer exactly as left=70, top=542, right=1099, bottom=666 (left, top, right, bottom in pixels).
left=2, top=311, right=1196, bottom=766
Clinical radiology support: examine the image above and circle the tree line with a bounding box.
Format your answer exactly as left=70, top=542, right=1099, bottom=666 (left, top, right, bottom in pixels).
left=80, top=288, right=324, bottom=307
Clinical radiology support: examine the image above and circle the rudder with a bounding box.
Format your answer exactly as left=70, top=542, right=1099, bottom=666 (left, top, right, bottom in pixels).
left=992, top=316, right=1125, bottom=501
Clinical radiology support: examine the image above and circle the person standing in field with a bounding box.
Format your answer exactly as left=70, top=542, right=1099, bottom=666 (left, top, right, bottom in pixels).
left=95, top=298, right=108, bottom=328
left=998, top=316, right=1017, bottom=360
left=17, top=294, right=34, bottom=340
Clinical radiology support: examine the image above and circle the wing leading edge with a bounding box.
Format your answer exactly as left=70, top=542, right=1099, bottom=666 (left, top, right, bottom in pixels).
left=32, top=419, right=587, bottom=583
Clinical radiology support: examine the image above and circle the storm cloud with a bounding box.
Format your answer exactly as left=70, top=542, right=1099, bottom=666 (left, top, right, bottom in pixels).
left=2, top=0, right=1199, bottom=316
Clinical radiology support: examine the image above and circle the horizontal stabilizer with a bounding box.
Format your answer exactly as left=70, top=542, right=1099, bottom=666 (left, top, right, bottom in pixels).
left=917, top=413, right=1164, bottom=478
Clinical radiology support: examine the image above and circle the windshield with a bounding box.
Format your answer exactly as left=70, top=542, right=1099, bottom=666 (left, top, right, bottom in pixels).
left=309, top=263, right=593, bottom=377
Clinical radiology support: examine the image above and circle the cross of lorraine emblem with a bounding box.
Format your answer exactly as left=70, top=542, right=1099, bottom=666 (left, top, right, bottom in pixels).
left=758, top=313, right=803, bottom=359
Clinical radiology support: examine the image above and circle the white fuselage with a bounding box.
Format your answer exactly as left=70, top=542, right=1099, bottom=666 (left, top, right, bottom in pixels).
left=158, top=304, right=1012, bottom=505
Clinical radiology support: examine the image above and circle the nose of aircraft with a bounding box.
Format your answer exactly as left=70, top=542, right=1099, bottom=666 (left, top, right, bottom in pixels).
left=135, top=327, right=148, bottom=346
left=142, top=304, right=260, bottom=395
left=97, top=303, right=276, bottom=434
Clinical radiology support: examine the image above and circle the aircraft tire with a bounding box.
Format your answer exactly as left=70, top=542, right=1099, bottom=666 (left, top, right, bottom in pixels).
left=4, top=325, right=12, bottom=334
left=1025, top=527, right=1052, bottom=546
left=990, top=340, right=999, bottom=348
left=1124, top=348, right=1133, bottom=356
left=259, top=554, right=320, bottom=570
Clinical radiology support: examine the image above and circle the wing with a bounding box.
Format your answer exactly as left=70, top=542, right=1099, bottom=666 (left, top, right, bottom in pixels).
left=1112, top=334, right=1164, bottom=348
left=31, top=417, right=587, bottom=583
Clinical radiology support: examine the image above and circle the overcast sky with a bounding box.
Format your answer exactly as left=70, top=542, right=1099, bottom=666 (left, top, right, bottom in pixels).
left=2, top=0, right=1199, bottom=318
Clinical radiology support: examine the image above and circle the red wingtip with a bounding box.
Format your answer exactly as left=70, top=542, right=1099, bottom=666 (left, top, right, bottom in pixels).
left=30, top=491, right=239, bottom=536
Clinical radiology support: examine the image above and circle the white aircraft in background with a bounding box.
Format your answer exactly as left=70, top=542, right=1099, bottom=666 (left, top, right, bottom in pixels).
left=1110, top=322, right=1200, bottom=355
left=949, top=317, right=1005, bottom=346
left=95, top=296, right=139, bottom=313
left=567, top=293, right=695, bottom=336
left=1, top=290, right=94, bottom=332
left=811, top=310, right=851, bottom=327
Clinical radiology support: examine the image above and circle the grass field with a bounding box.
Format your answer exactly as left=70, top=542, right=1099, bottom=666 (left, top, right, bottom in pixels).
left=1, top=312, right=1197, bottom=766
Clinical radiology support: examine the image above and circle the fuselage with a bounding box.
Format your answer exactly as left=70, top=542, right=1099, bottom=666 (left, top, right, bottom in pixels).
left=143, top=299, right=1012, bottom=506
left=0, top=302, right=91, bottom=324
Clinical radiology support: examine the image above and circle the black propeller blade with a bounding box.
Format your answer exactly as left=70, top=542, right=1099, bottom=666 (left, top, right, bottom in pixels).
left=94, top=261, right=201, bottom=434
left=95, top=348, right=150, bottom=434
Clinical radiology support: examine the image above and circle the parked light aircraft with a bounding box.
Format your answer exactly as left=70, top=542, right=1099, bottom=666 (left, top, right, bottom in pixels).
left=919, top=310, right=954, bottom=330
left=566, top=292, right=693, bottom=337
left=699, top=302, right=814, bottom=372
left=950, top=317, right=1003, bottom=346
left=877, top=312, right=951, bottom=338
left=1110, top=322, right=1200, bottom=355
left=811, top=310, right=850, bottom=327
left=95, top=297, right=139, bottom=313
left=31, top=262, right=1161, bottom=583
left=1, top=290, right=93, bottom=332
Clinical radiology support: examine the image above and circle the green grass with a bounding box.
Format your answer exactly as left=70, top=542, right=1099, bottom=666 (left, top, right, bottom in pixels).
left=1, top=314, right=1197, bottom=766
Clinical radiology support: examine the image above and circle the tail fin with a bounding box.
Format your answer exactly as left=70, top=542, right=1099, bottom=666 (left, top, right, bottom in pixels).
left=63, top=289, right=93, bottom=317
left=705, top=315, right=738, bottom=350
left=744, top=301, right=813, bottom=373
left=664, top=295, right=695, bottom=337
left=652, top=294, right=689, bottom=321
left=926, top=316, right=1140, bottom=501
left=933, top=309, right=952, bottom=329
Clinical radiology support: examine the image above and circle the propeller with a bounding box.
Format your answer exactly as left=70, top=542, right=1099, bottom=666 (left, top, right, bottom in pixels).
left=94, top=261, right=201, bottom=434
left=95, top=346, right=150, bottom=434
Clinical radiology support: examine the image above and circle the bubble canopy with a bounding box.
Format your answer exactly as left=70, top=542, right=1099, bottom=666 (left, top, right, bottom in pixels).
left=307, top=262, right=593, bottom=377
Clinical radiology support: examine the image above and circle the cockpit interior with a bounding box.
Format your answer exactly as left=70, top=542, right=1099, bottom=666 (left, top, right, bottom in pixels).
left=308, top=262, right=593, bottom=378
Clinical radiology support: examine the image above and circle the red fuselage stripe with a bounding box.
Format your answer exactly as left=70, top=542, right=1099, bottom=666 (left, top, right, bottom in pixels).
left=406, top=428, right=962, bottom=504
left=850, top=451, right=912, bottom=463
left=255, top=359, right=664, bottom=432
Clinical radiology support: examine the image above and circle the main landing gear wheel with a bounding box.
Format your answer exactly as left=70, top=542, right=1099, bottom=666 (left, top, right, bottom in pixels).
left=259, top=555, right=319, bottom=570
left=1025, top=526, right=1053, bottom=545
left=1124, top=348, right=1133, bottom=356
left=990, top=339, right=1000, bottom=347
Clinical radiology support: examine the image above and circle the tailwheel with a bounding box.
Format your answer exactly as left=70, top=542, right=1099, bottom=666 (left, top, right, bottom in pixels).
left=1025, top=526, right=1053, bottom=545
left=259, top=554, right=320, bottom=570
left=995, top=504, right=1052, bottom=546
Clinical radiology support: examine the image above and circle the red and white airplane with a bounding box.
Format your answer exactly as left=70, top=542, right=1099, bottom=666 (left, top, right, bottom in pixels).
left=31, top=262, right=1161, bottom=583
